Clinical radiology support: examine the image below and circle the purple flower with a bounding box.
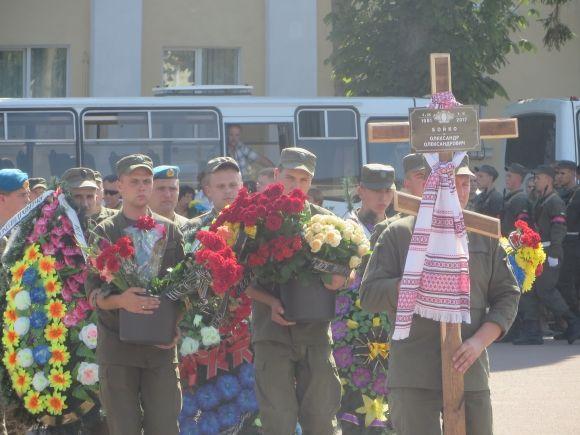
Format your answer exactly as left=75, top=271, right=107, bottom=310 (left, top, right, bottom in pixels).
left=372, top=372, right=389, bottom=395
left=335, top=295, right=352, bottom=316
left=352, top=367, right=372, bottom=388
left=333, top=346, right=354, bottom=369
left=331, top=320, right=348, bottom=341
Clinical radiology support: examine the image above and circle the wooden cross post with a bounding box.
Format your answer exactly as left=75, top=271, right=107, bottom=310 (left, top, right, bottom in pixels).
left=367, top=54, right=518, bottom=435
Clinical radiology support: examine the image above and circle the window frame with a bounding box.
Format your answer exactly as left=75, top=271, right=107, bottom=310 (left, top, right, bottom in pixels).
left=0, top=45, right=70, bottom=98
left=296, top=107, right=359, bottom=140
left=0, top=109, right=77, bottom=143
left=161, top=47, right=241, bottom=87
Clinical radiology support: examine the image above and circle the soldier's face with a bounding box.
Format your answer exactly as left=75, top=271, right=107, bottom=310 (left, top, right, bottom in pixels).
left=30, top=186, right=46, bottom=201
left=71, top=187, right=98, bottom=215
left=534, top=173, right=552, bottom=192
left=403, top=169, right=426, bottom=197
left=455, top=175, right=471, bottom=209
left=505, top=172, right=522, bottom=191
left=150, top=178, right=179, bottom=217
left=358, top=186, right=394, bottom=217
left=555, top=168, right=575, bottom=188
left=476, top=172, right=493, bottom=190
left=206, top=169, right=242, bottom=211
left=275, top=168, right=313, bottom=195
left=118, top=168, right=153, bottom=209
left=0, top=187, right=30, bottom=219
left=103, top=180, right=121, bottom=208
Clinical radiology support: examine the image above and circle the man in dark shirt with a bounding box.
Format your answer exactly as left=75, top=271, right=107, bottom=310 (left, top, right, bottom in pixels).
left=472, top=164, right=503, bottom=218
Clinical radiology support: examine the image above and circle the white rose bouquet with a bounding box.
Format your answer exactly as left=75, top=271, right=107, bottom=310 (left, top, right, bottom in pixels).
left=303, top=215, right=370, bottom=281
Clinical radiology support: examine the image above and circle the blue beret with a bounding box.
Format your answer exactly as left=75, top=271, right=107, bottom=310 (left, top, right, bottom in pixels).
left=153, top=165, right=180, bottom=180
left=0, top=169, right=29, bottom=192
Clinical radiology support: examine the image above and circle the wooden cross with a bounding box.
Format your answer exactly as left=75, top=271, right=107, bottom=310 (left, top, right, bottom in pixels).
left=367, top=53, right=519, bottom=435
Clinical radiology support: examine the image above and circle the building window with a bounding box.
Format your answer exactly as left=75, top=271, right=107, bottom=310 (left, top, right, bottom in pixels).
left=0, top=47, right=68, bottom=98
left=162, top=48, right=239, bottom=87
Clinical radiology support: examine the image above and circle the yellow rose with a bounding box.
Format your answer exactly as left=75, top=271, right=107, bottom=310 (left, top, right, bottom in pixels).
left=311, top=222, right=323, bottom=233
left=352, top=232, right=364, bottom=245
left=310, top=239, right=323, bottom=253
left=325, top=231, right=342, bottom=248
left=314, top=233, right=325, bottom=242
left=347, top=319, right=359, bottom=329
left=372, top=317, right=381, bottom=327
left=311, top=215, right=323, bottom=224
left=349, top=256, right=362, bottom=269
left=358, top=244, right=370, bottom=257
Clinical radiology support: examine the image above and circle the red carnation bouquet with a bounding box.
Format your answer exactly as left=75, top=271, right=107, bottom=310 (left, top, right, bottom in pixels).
left=210, top=183, right=309, bottom=284
left=86, top=215, right=167, bottom=294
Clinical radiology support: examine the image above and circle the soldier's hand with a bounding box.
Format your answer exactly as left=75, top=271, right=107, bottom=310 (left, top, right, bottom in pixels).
left=547, top=256, right=559, bottom=267
left=323, top=273, right=348, bottom=291
left=120, top=287, right=160, bottom=314
left=270, top=299, right=296, bottom=326
left=452, top=336, right=485, bottom=374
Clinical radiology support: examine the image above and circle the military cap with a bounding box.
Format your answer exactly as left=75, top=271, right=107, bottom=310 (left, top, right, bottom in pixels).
left=116, top=154, right=153, bottom=176
left=92, top=170, right=103, bottom=184
left=533, top=164, right=556, bottom=179
left=456, top=155, right=475, bottom=178
left=205, top=157, right=240, bottom=174
left=403, top=153, right=427, bottom=174
left=0, top=169, right=29, bottom=193
left=474, top=164, right=499, bottom=181
left=61, top=167, right=98, bottom=189
left=153, top=165, right=180, bottom=180
left=556, top=160, right=577, bottom=171
left=504, top=163, right=528, bottom=177
left=279, top=147, right=316, bottom=176
left=29, top=178, right=48, bottom=190
left=360, top=164, right=396, bottom=190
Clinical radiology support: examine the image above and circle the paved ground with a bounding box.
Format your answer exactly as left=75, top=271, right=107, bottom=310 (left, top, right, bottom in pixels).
left=489, top=340, right=580, bottom=435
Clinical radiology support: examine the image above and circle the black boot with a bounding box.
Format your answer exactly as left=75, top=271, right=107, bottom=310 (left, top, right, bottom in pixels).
left=513, top=320, right=544, bottom=345
left=564, top=314, right=580, bottom=344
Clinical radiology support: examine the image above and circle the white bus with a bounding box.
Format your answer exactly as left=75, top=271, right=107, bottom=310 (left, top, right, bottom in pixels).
left=0, top=96, right=428, bottom=213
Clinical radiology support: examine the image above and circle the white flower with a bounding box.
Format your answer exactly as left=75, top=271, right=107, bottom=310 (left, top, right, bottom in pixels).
left=193, top=315, right=203, bottom=327
left=310, top=215, right=323, bottom=224
left=32, top=372, right=49, bottom=392
left=78, top=323, right=98, bottom=349
left=352, top=232, right=364, bottom=245
left=200, top=326, right=221, bottom=347
left=14, top=317, right=30, bottom=337
left=358, top=243, right=370, bottom=257
left=349, top=256, right=362, bottom=269
left=16, top=349, right=33, bottom=368
left=180, top=337, right=200, bottom=356
left=324, top=231, right=342, bottom=248
left=310, top=239, right=323, bottom=253
left=311, top=222, right=323, bottom=234
left=77, top=362, right=99, bottom=386
left=14, top=291, right=31, bottom=310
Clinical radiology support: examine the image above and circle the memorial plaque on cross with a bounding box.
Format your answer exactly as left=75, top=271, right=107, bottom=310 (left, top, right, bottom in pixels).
left=367, top=53, right=519, bottom=435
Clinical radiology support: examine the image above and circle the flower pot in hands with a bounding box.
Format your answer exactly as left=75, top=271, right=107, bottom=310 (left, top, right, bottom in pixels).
left=119, top=294, right=178, bottom=345
left=279, top=276, right=336, bottom=323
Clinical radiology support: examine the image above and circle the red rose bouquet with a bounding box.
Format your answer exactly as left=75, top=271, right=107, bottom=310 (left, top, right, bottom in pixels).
left=210, top=183, right=309, bottom=284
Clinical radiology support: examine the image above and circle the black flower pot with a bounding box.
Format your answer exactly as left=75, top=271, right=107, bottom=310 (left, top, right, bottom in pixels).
left=120, top=294, right=178, bottom=345
left=279, top=276, right=336, bottom=323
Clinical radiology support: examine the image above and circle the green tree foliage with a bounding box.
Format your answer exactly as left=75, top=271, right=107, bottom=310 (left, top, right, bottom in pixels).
left=325, top=0, right=575, bottom=104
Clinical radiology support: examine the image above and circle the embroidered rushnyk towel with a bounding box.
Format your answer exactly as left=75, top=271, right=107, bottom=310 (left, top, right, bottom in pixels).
left=391, top=151, right=471, bottom=340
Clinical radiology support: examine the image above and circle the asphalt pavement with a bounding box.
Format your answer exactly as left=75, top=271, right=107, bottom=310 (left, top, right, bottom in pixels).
left=489, top=340, right=580, bottom=435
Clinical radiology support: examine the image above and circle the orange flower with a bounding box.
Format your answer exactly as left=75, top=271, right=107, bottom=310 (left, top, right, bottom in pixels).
left=3, top=330, right=19, bottom=347
left=49, top=346, right=70, bottom=366
left=3, top=309, right=17, bottom=325
left=44, top=278, right=61, bottom=297
left=24, top=391, right=44, bottom=414
left=2, top=350, right=17, bottom=369
left=24, top=245, right=41, bottom=263
left=10, top=262, right=27, bottom=283
left=38, top=256, right=56, bottom=278
left=45, top=393, right=66, bottom=415
left=13, top=370, right=31, bottom=395
left=46, top=300, right=66, bottom=320
left=44, top=323, right=66, bottom=343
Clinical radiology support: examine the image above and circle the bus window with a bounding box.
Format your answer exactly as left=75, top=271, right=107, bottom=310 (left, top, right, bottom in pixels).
left=365, top=117, right=411, bottom=186
left=0, top=111, right=76, bottom=178
left=0, top=113, right=4, bottom=139
left=296, top=108, right=360, bottom=201
left=82, top=109, right=221, bottom=184
left=505, top=114, right=556, bottom=168
left=225, top=123, right=292, bottom=181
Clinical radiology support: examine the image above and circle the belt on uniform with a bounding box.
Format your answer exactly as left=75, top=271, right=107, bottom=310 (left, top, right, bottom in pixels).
left=541, top=241, right=551, bottom=248
left=566, top=232, right=579, bottom=236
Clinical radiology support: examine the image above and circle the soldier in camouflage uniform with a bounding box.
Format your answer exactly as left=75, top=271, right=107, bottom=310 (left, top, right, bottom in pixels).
left=185, top=157, right=243, bottom=234
left=92, top=170, right=118, bottom=225
left=150, top=165, right=189, bottom=229
left=514, top=165, right=580, bottom=345
left=555, top=160, right=580, bottom=315
left=369, top=153, right=427, bottom=249
left=502, top=163, right=530, bottom=236
left=0, top=168, right=31, bottom=435
left=360, top=160, right=519, bottom=435
left=246, top=148, right=345, bottom=435
left=28, top=177, right=47, bottom=201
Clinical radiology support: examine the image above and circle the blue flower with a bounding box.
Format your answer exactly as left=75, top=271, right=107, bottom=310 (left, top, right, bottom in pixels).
left=33, top=345, right=51, bottom=366
left=216, top=374, right=240, bottom=401
left=508, top=256, right=525, bottom=288
left=30, top=311, right=48, bottom=329
left=181, top=392, right=199, bottom=418
left=236, top=388, right=259, bottom=413
left=179, top=418, right=201, bottom=435
left=238, top=363, right=255, bottom=388
left=217, top=403, right=241, bottom=430
left=195, top=384, right=220, bottom=411
left=30, top=286, right=47, bottom=305
left=198, top=411, right=220, bottom=435
left=22, top=267, right=38, bottom=287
